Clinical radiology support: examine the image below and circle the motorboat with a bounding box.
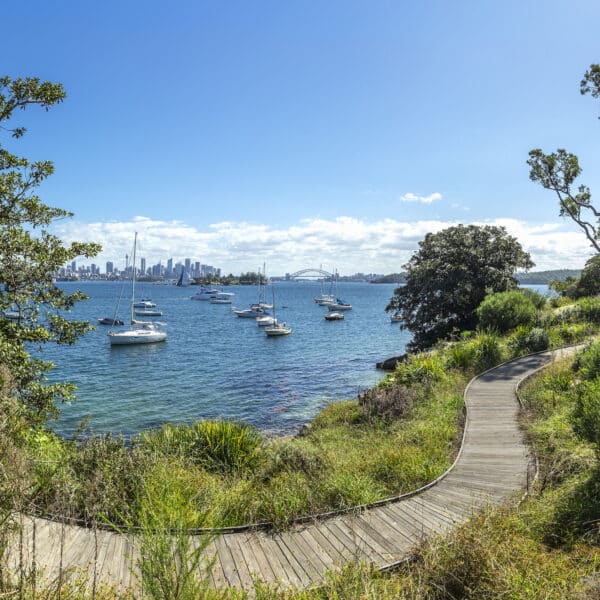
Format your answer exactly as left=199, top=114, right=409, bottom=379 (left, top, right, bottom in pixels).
left=210, top=292, right=235, bottom=304
left=256, top=315, right=277, bottom=327
left=133, top=299, right=156, bottom=308
left=234, top=305, right=270, bottom=318
left=98, top=317, right=124, bottom=326
left=134, top=308, right=163, bottom=317
left=328, top=299, right=352, bottom=311
left=3, top=309, right=23, bottom=320
left=390, top=312, right=402, bottom=323
left=264, top=320, right=292, bottom=336
left=324, top=312, right=344, bottom=321
left=191, top=288, right=220, bottom=301
left=108, top=232, right=167, bottom=346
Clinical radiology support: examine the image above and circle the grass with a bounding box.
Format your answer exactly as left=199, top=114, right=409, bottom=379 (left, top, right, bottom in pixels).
left=3, top=296, right=600, bottom=597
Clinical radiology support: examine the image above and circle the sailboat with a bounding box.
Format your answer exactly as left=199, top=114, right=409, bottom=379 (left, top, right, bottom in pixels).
left=264, top=283, right=292, bottom=336
left=234, top=265, right=272, bottom=317
left=108, top=233, right=167, bottom=345
left=176, top=267, right=190, bottom=287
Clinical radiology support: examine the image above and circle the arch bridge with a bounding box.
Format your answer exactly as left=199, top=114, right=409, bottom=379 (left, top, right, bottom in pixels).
left=288, top=268, right=334, bottom=280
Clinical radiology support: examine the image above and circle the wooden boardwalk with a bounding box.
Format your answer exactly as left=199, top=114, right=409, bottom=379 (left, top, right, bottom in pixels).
left=7, top=350, right=562, bottom=593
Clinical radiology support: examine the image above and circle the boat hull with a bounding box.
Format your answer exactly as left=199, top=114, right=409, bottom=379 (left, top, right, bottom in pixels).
left=108, top=331, right=167, bottom=345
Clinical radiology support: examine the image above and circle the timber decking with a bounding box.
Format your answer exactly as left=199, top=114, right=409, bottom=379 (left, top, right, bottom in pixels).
left=7, top=349, right=568, bottom=593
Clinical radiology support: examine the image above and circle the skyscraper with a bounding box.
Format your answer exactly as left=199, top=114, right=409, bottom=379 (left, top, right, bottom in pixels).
left=140, top=257, right=146, bottom=275
left=106, top=261, right=114, bottom=274
left=167, top=258, right=173, bottom=274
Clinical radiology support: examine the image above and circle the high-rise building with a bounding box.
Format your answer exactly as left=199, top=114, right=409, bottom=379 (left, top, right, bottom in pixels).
left=185, top=258, right=191, bottom=272
left=167, top=258, right=173, bottom=274
left=71, top=260, right=76, bottom=272
left=106, top=261, right=114, bottom=274
left=140, top=257, right=146, bottom=275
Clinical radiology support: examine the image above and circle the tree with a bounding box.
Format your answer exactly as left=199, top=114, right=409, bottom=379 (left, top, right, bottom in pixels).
left=575, top=254, right=600, bottom=297
left=0, top=76, right=100, bottom=426
left=527, top=63, right=600, bottom=254
left=387, top=225, right=533, bottom=350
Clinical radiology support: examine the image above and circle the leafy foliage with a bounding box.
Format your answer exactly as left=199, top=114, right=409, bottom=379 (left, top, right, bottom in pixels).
left=477, top=290, right=538, bottom=333
left=139, top=419, right=263, bottom=475
left=387, top=224, right=533, bottom=349
left=0, top=76, right=100, bottom=425
left=508, top=326, right=549, bottom=355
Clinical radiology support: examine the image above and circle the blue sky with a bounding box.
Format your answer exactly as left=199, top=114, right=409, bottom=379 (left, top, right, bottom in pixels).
left=4, top=0, right=600, bottom=273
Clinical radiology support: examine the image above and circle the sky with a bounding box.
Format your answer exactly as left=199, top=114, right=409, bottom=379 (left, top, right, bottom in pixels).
left=3, top=0, right=600, bottom=274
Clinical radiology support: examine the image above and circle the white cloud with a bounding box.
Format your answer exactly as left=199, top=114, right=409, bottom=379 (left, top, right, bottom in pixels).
left=53, top=216, right=595, bottom=275
left=399, top=192, right=442, bottom=204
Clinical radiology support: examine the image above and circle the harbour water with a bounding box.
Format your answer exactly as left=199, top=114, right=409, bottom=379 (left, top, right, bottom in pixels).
left=45, top=281, right=410, bottom=437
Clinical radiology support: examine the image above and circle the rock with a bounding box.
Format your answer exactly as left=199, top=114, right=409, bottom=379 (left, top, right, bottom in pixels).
left=376, top=354, right=407, bottom=371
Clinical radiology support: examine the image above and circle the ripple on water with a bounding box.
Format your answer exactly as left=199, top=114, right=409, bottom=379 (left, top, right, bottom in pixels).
left=44, top=281, right=410, bottom=437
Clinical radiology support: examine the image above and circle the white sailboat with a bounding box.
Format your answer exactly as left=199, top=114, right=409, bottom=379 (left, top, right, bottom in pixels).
left=264, top=283, right=291, bottom=336
left=108, top=233, right=167, bottom=345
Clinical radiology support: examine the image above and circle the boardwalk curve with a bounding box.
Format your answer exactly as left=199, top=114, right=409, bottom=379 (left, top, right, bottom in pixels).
left=8, top=349, right=568, bottom=593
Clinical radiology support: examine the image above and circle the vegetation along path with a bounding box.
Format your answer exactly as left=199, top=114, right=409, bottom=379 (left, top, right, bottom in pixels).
left=8, top=349, right=573, bottom=593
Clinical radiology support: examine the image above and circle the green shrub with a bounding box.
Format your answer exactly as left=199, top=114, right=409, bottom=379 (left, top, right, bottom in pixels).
left=577, top=296, right=600, bottom=323
left=472, top=332, right=504, bottom=372
left=445, top=340, right=477, bottom=371
left=140, top=419, right=263, bottom=475
left=572, top=378, right=600, bottom=454
left=392, top=353, right=446, bottom=386
left=258, top=440, right=324, bottom=481
left=551, top=322, right=594, bottom=345
left=477, top=290, right=537, bottom=333
left=519, top=287, right=547, bottom=309
left=573, top=341, right=600, bottom=381
left=508, top=326, right=550, bottom=356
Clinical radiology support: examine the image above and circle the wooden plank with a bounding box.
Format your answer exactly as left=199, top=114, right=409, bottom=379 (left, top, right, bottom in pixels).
left=270, top=532, right=314, bottom=586
left=214, top=535, right=243, bottom=587
left=222, top=534, right=255, bottom=590
left=256, top=533, right=304, bottom=587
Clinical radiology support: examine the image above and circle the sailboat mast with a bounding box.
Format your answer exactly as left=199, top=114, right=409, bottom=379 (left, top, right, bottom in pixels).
left=131, top=231, right=137, bottom=324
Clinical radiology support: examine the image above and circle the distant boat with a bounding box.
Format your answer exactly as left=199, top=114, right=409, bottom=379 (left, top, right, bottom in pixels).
left=314, top=294, right=335, bottom=306
left=264, top=320, right=292, bottom=336
left=108, top=233, right=167, bottom=346
left=264, top=281, right=291, bottom=336
left=210, top=292, right=234, bottom=304
left=256, top=315, right=277, bottom=327
left=134, top=308, right=163, bottom=317
left=328, top=299, right=352, bottom=311
left=98, top=317, right=124, bottom=326
left=324, top=312, right=344, bottom=321
left=176, top=268, right=190, bottom=287
left=234, top=304, right=270, bottom=318
left=3, top=309, right=23, bottom=320
left=390, top=311, right=402, bottom=323
left=191, top=287, right=220, bottom=301
left=133, top=299, right=156, bottom=308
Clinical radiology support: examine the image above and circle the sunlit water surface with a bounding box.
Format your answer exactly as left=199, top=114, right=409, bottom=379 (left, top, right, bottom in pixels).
left=44, top=281, right=410, bottom=437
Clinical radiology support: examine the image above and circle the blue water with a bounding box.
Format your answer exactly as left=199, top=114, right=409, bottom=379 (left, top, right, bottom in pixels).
left=43, top=281, right=410, bottom=437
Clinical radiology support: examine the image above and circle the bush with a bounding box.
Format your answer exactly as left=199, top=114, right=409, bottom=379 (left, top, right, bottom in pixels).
left=573, top=341, right=600, bottom=381
left=139, top=419, right=263, bottom=475
left=572, top=378, right=600, bottom=454
left=392, top=353, right=446, bottom=387
left=445, top=340, right=477, bottom=371
left=577, top=297, right=600, bottom=323
left=472, top=332, right=504, bottom=372
left=476, top=290, right=537, bottom=333
left=519, top=287, right=547, bottom=310
left=358, top=384, right=419, bottom=422
left=508, top=326, right=550, bottom=356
